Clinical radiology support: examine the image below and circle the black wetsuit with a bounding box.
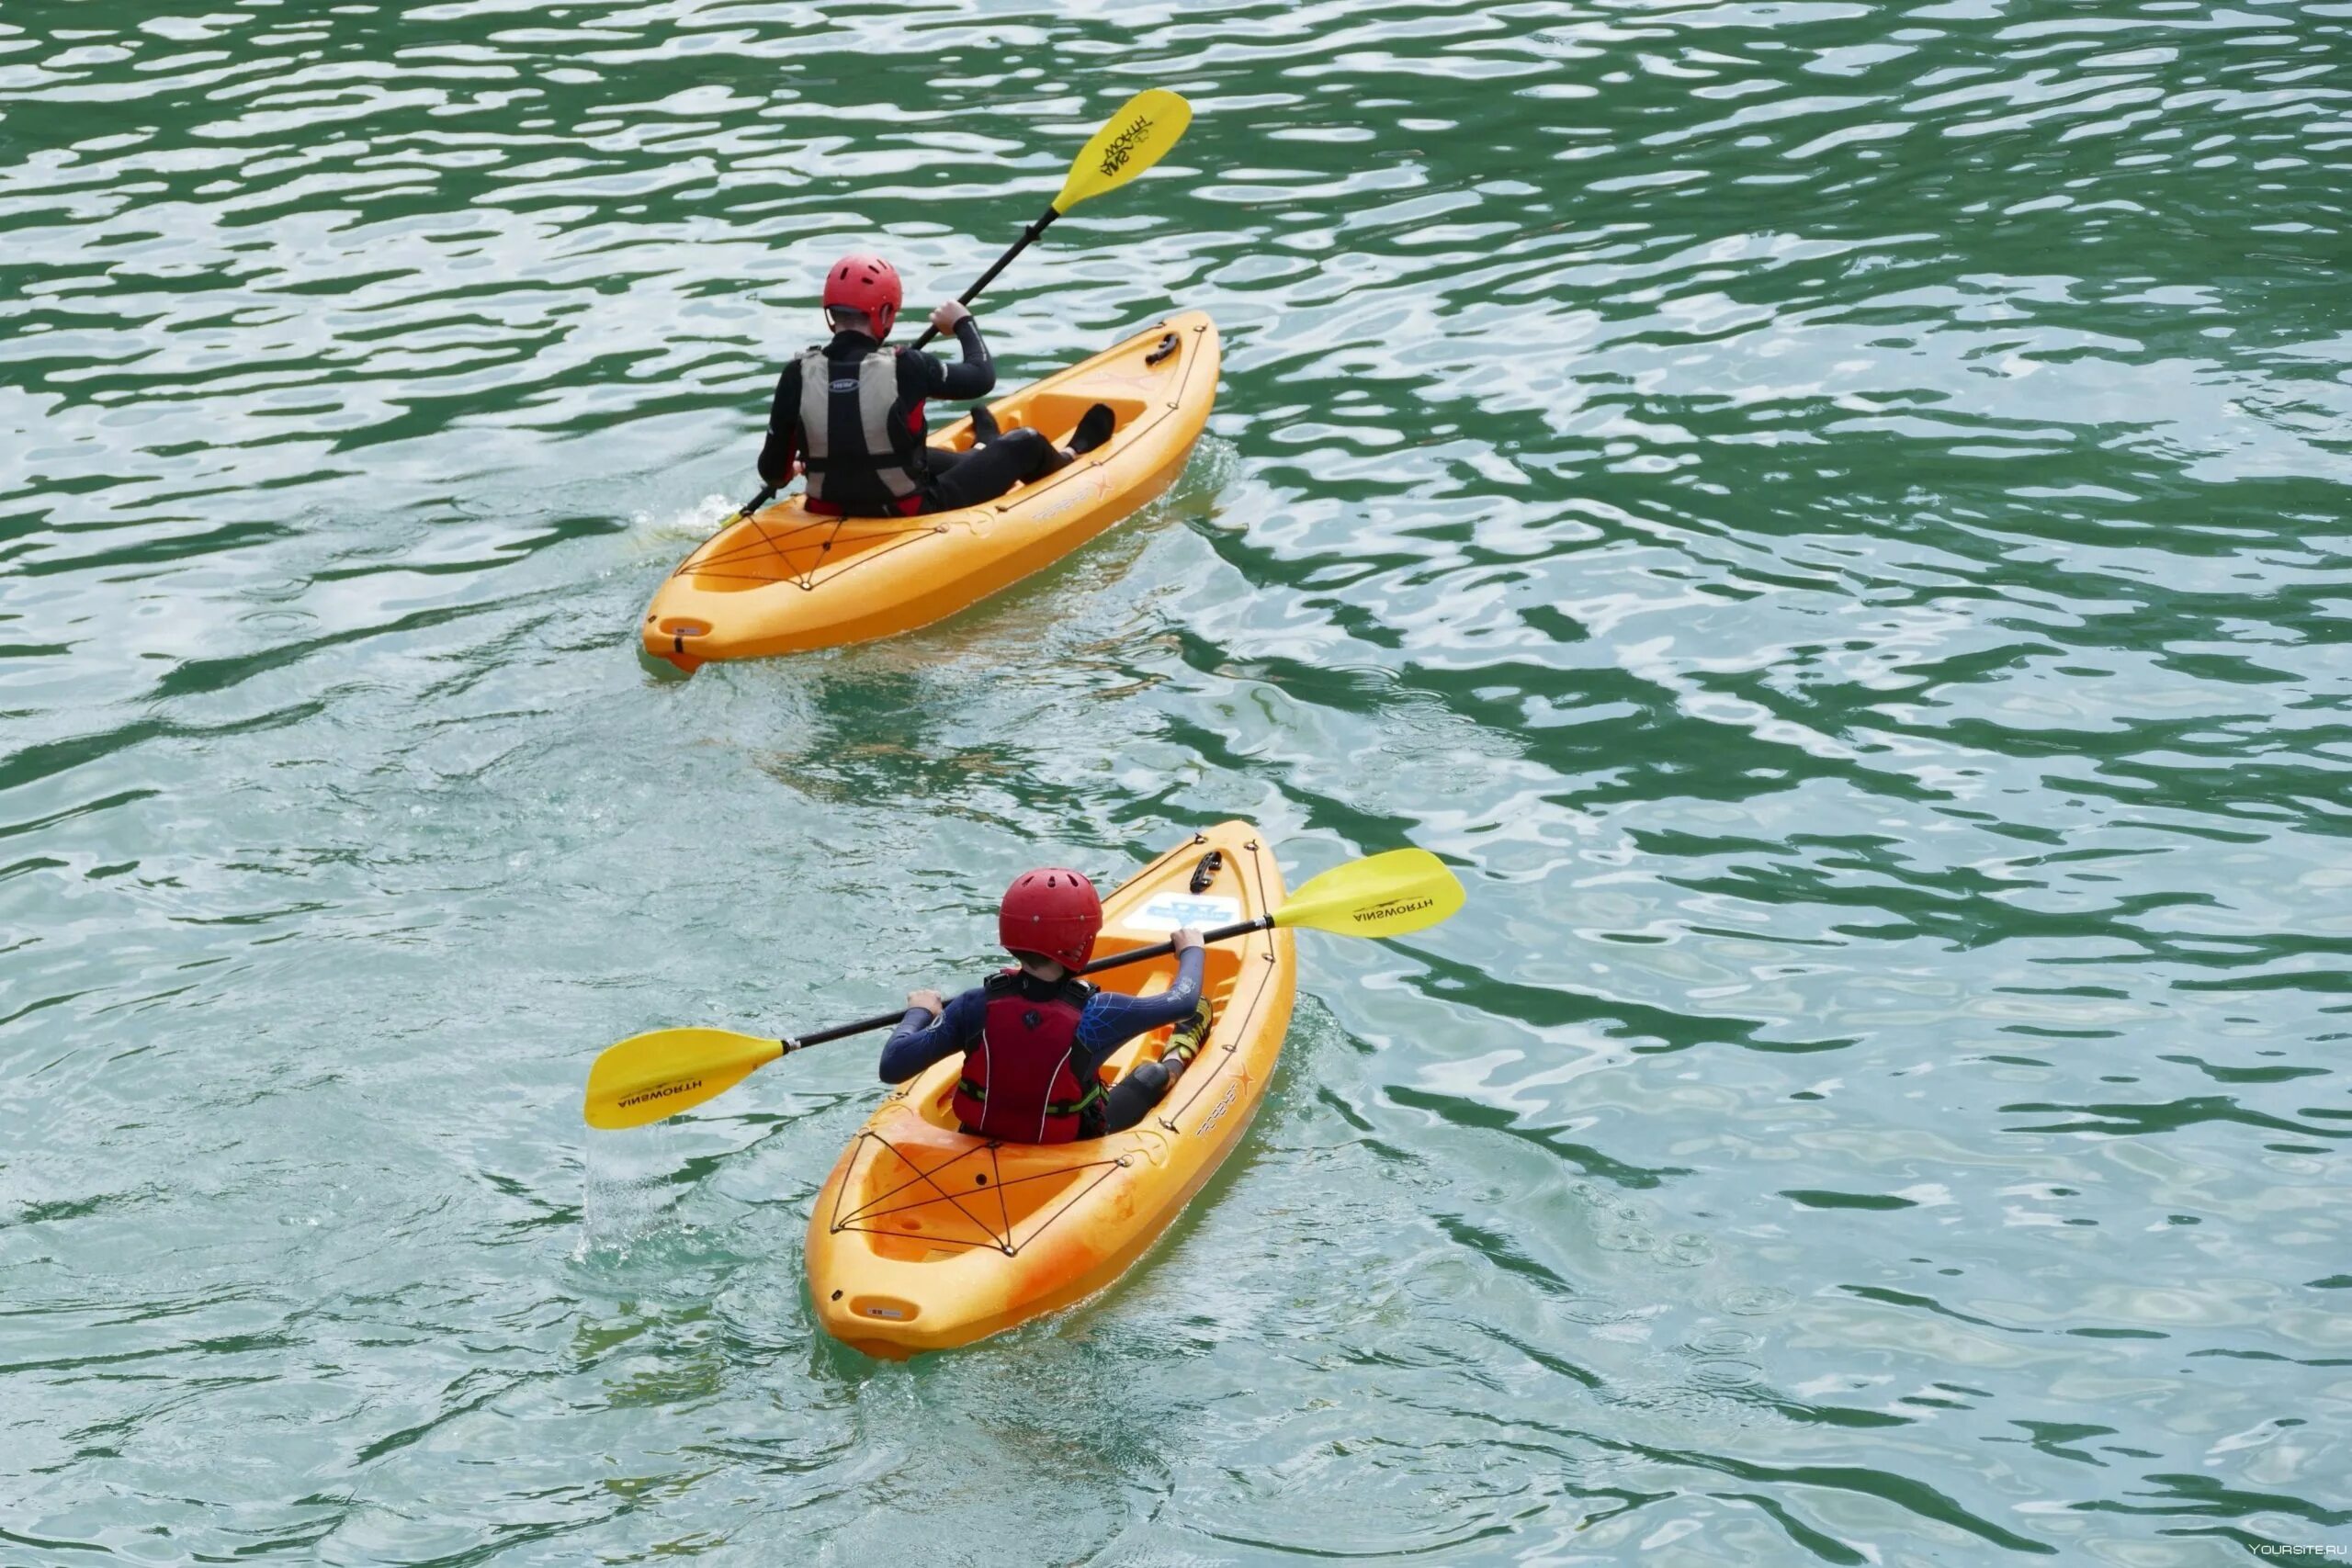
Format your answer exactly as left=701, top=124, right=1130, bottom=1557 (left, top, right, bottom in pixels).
left=757, top=320, right=1063, bottom=515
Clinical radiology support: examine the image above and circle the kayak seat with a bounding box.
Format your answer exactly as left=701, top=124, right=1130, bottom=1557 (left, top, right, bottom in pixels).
left=1022, top=390, right=1146, bottom=450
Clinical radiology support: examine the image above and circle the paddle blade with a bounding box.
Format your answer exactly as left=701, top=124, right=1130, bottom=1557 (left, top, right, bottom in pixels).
left=1275, top=849, right=1465, bottom=940
left=1053, top=89, right=1193, bottom=213
left=583, top=1027, right=782, bottom=1130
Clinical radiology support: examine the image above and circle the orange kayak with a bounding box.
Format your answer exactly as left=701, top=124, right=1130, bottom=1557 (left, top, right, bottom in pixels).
left=643, top=311, right=1219, bottom=671
left=805, top=819, right=1295, bottom=1359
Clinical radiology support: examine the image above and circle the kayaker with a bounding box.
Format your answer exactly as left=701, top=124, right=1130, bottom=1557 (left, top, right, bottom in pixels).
left=758, top=254, right=1114, bottom=517
left=879, top=867, right=1215, bottom=1144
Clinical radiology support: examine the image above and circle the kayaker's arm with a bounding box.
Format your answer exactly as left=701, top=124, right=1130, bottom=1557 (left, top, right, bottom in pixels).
left=1070, top=945, right=1205, bottom=1076
left=878, top=985, right=984, bottom=1083
left=904, top=314, right=995, bottom=401
left=757, top=359, right=803, bottom=486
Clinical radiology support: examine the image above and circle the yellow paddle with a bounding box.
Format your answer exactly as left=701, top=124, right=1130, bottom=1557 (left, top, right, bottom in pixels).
left=583, top=844, right=1464, bottom=1131
left=723, top=89, right=1194, bottom=522
left=908, top=87, right=1193, bottom=350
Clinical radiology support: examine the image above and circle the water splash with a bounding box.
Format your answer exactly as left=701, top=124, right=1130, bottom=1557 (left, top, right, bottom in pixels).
left=576, top=1121, right=690, bottom=1261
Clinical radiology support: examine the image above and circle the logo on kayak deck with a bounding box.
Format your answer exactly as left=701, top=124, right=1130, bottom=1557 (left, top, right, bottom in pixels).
left=1195, top=1077, right=1240, bottom=1138
left=1123, top=893, right=1240, bottom=933
left=1023, top=470, right=1112, bottom=525
left=1099, top=114, right=1153, bottom=177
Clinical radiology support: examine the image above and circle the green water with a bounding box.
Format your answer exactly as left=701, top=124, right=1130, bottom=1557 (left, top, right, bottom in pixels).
left=5, top=0, right=2349, bottom=1562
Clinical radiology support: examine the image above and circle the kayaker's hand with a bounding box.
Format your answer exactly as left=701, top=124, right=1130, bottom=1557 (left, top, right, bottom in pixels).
left=1172, top=927, right=1204, bottom=954
left=908, top=988, right=944, bottom=1019
left=930, top=299, right=971, bottom=333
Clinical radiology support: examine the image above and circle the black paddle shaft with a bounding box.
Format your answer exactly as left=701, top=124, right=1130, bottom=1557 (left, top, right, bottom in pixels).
left=1085, top=914, right=1269, bottom=975
left=908, top=205, right=1063, bottom=350
left=777, top=913, right=1272, bottom=1055
left=726, top=479, right=778, bottom=521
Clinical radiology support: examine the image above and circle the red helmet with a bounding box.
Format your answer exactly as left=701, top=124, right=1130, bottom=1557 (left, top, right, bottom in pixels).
left=821, top=253, right=901, bottom=339
left=999, top=867, right=1102, bottom=971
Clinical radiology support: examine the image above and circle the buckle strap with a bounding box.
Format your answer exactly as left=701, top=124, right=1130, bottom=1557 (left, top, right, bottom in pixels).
left=961, top=1079, right=1102, bottom=1116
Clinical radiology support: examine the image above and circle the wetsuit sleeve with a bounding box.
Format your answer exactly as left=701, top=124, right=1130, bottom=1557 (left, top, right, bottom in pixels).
left=879, top=985, right=985, bottom=1083
left=901, top=316, right=995, bottom=401
left=1070, top=946, right=1205, bottom=1077
left=757, top=359, right=801, bottom=486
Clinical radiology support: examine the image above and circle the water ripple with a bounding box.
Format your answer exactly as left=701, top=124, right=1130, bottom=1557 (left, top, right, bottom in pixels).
left=5, top=0, right=2350, bottom=1562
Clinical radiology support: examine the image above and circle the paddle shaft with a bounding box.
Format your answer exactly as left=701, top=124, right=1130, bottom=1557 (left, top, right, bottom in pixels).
left=728, top=480, right=778, bottom=519
left=1082, top=914, right=1269, bottom=976
left=908, top=206, right=1061, bottom=351
left=775, top=912, right=1272, bottom=1054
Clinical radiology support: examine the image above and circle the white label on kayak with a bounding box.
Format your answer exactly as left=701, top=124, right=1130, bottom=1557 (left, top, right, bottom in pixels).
left=1023, top=471, right=1112, bottom=525
left=1123, top=893, right=1241, bottom=933
left=1196, top=1077, right=1241, bottom=1138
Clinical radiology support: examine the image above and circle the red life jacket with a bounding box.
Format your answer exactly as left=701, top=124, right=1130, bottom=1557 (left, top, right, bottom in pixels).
left=952, top=972, right=1102, bottom=1144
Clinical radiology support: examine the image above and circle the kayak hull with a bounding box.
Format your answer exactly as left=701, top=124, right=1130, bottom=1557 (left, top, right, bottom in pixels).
left=804, top=820, right=1295, bottom=1358
left=644, top=311, right=1220, bottom=669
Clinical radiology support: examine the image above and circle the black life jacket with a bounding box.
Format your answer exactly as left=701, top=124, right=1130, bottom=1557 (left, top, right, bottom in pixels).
left=952, top=972, right=1102, bottom=1144
left=797, top=344, right=923, bottom=516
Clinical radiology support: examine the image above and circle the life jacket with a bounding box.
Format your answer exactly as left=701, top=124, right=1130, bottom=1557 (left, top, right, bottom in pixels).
left=797, top=344, right=924, bottom=516
left=952, top=972, right=1102, bottom=1144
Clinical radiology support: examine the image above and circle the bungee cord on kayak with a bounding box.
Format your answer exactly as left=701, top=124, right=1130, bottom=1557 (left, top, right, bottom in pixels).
left=823, top=1131, right=1129, bottom=1258
left=662, top=513, right=945, bottom=592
